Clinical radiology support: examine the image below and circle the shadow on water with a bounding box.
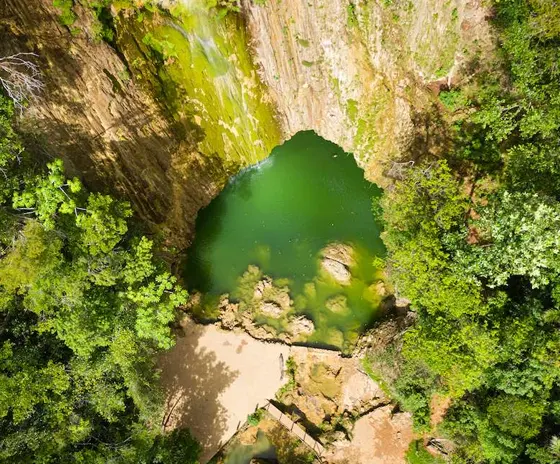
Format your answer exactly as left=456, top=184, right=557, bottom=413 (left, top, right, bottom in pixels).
left=222, top=431, right=276, bottom=464
left=159, top=323, right=239, bottom=462
left=185, top=190, right=228, bottom=294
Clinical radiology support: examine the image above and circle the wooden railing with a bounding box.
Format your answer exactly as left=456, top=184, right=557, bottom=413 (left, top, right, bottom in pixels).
left=263, top=402, right=326, bottom=457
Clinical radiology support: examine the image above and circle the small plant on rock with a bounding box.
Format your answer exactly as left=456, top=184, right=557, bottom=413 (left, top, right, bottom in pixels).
left=247, top=408, right=265, bottom=426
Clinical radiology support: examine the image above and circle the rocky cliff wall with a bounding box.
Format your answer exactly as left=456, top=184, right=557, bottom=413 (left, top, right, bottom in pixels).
left=243, top=0, right=493, bottom=183
left=0, top=0, right=492, bottom=247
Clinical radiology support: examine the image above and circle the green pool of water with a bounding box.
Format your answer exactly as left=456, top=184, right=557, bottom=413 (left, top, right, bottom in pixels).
left=223, top=431, right=275, bottom=464
left=185, top=131, right=386, bottom=350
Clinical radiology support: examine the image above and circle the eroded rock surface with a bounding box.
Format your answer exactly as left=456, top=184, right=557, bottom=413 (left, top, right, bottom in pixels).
left=325, top=405, right=414, bottom=464
left=288, top=316, right=315, bottom=337
left=260, top=301, right=284, bottom=318
left=281, top=347, right=390, bottom=430
left=320, top=243, right=355, bottom=284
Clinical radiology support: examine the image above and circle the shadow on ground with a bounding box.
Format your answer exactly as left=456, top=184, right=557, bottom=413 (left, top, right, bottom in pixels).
left=159, top=323, right=239, bottom=462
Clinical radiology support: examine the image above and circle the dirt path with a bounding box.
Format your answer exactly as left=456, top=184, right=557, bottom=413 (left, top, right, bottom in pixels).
left=159, top=318, right=289, bottom=463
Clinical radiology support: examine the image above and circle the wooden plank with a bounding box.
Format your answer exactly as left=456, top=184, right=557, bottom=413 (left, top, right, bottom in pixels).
left=263, top=401, right=325, bottom=457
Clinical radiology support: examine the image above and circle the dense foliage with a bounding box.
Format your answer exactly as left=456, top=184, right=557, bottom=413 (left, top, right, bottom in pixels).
left=380, top=1, right=560, bottom=463
left=0, top=94, right=199, bottom=463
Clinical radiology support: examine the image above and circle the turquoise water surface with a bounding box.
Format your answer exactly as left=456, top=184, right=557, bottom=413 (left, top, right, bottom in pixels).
left=185, top=131, right=386, bottom=349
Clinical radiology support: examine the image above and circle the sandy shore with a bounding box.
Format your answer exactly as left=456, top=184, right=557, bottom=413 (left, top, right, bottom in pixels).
left=159, top=318, right=289, bottom=463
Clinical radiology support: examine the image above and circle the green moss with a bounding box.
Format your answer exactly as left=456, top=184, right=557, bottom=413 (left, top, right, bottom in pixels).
left=346, top=99, right=358, bottom=122
left=276, top=356, right=297, bottom=400
left=142, top=32, right=179, bottom=59
left=114, top=0, right=281, bottom=165
left=347, top=3, right=358, bottom=28
left=406, top=440, right=445, bottom=464
left=301, top=60, right=314, bottom=67
left=296, top=37, right=310, bottom=47
left=355, top=87, right=392, bottom=155
left=53, top=0, right=77, bottom=26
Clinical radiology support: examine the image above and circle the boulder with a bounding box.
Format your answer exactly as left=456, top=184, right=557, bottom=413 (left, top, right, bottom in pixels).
left=218, top=296, right=240, bottom=330
left=289, top=316, right=315, bottom=336
left=321, top=257, right=351, bottom=284
left=321, top=242, right=355, bottom=267
left=427, top=438, right=456, bottom=457
left=341, top=371, right=389, bottom=415
left=395, top=297, right=411, bottom=310
left=320, top=242, right=355, bottom=285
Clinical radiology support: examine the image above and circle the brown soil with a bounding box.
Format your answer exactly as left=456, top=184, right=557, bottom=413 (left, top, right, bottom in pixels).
left=430, top=394, right=452, bottom=429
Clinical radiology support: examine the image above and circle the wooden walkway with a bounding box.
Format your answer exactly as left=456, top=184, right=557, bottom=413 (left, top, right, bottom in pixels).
left=263, top=402, right=326, bottom=457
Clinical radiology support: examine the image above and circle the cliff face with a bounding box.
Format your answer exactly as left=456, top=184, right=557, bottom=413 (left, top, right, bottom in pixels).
left=243, top=0, right=492, bottom=182
left=1, top=0, right=280, bottom=248
left=0, top=0, right=492, bottom=247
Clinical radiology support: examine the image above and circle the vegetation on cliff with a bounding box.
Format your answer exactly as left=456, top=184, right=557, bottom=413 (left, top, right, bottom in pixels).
left=0, top=95, right=199, bottom=462
left=377, top=1, right=560, bottom=462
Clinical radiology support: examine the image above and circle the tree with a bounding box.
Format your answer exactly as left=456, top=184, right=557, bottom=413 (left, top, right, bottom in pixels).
left=0, top=53, right=43, bottom=113
left=0, top=92, right=198, bottom=462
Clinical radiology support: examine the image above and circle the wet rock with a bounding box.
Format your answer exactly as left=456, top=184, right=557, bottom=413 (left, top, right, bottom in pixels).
left=253, top=277, right=273, bottom=299
left=322, top=242, right=355, bottom=267
left=289, top=316, right=315, bottom=336
left=320, top=242, right=355, bottom=285
left=374, top=281, right=388, bottom=297
left=261, top=301, right=284, bottom=318
left=321, top=258, right=351, bottom=284
left=275, top=291, right=292, bottom=310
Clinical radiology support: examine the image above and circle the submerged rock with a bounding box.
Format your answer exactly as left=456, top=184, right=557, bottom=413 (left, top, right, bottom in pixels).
left=325, top=295, right=349, bottom=314
left=321, top=258, right=352, bottom=284
left=373, top=281, right=388, bottom=297
left=320, top=242, right=355, bottom=284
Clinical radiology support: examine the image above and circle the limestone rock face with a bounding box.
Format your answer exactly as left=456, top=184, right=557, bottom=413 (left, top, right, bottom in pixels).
left=242, top=0, right=494, bottom=185
left=2, top=0, right=278, bottom=250
left=3, top=0, right=493, bottom=250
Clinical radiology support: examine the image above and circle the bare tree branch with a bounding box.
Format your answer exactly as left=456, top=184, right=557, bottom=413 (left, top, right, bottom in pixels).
left=386, top=160, right=415, bottom=180
left=0, top=52, right=44, bottom=113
